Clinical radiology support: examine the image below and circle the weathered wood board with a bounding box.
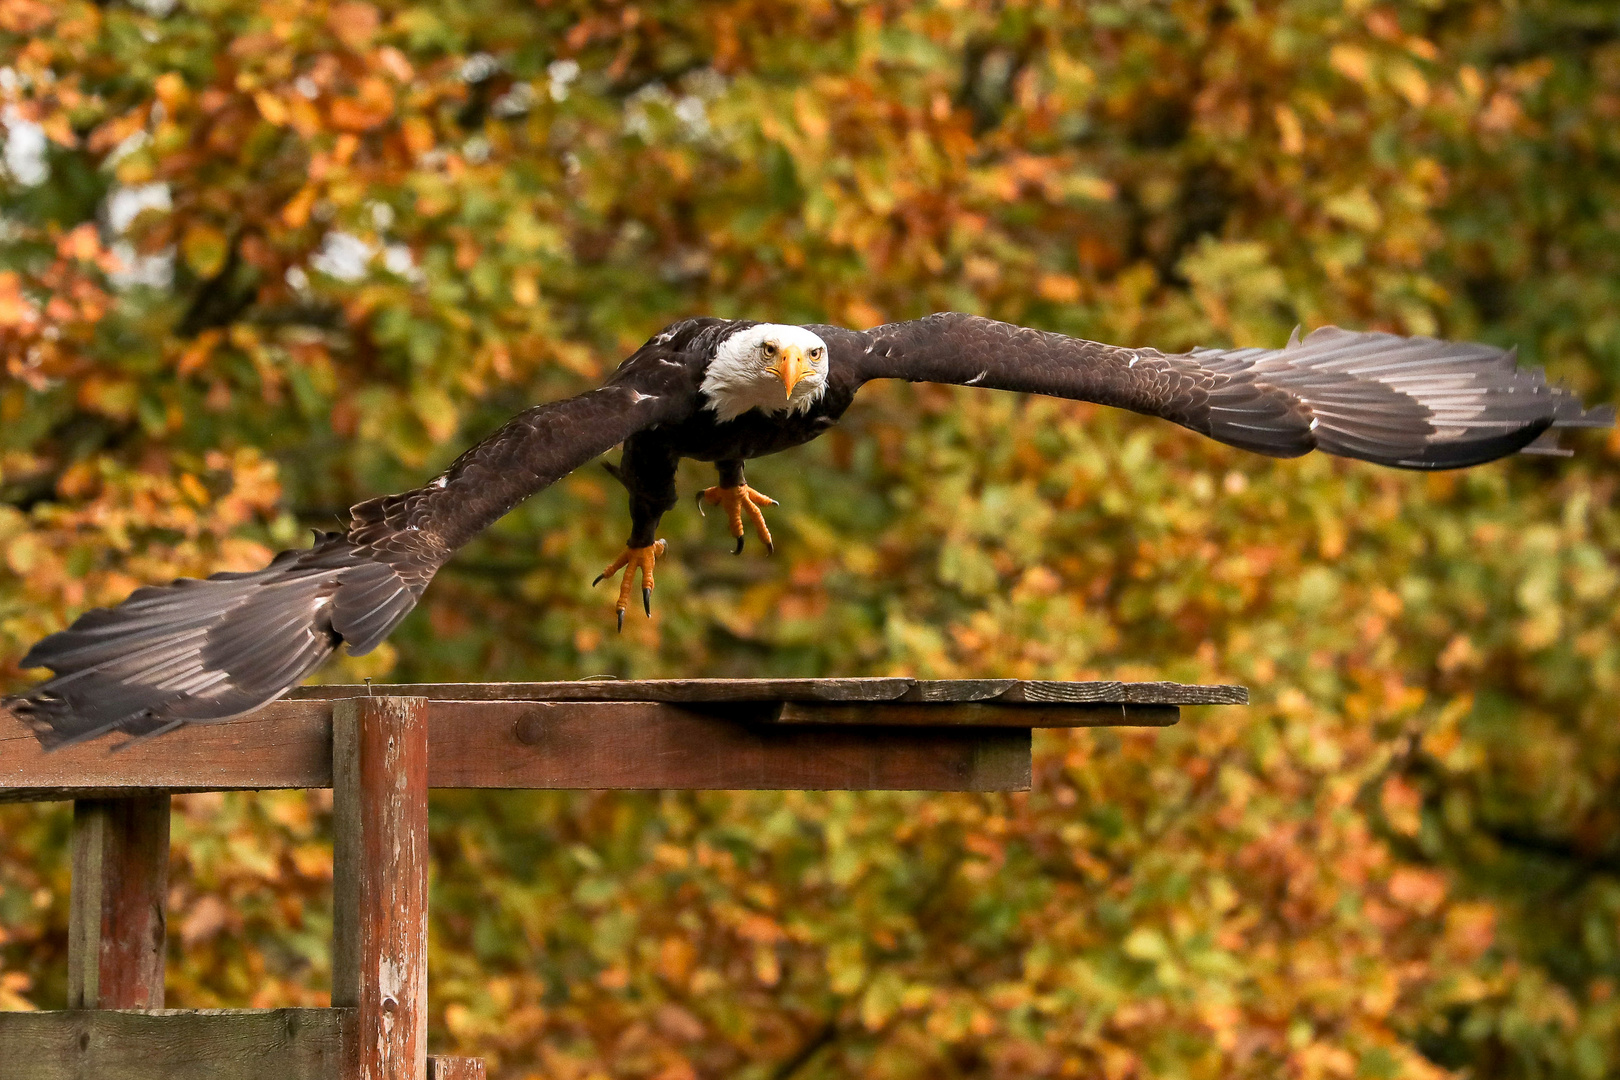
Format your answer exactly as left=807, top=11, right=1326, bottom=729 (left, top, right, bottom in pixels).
left=290, top=677, right=1248, bottom=706
left=0, top=680, right=1244, bottom=802
left=768, top=702, right=1179, bottom=727
left=331, top=699, right=428, bottom=1080
left=0, top=1008, right=356, bottom=1080
left=0, top=700, right=1030, bottom=799
left=67, top=797, right=169, bottom=1009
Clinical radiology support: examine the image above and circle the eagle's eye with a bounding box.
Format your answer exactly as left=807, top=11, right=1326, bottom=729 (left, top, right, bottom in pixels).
left=762, top=341, right=778, bottom=357
left=810, top=346, right=824, bottom=360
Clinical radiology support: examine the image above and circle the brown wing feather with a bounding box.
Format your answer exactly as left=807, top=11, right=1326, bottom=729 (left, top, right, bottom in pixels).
left=6, top=322, right=718, bottom=746
left=842, top=313, right=1612, bottom=468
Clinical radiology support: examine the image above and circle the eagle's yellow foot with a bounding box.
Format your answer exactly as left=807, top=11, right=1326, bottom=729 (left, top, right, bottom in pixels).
left=592, top=539, right=667, bottom=632
left=697, top=484, right=778, bottom=555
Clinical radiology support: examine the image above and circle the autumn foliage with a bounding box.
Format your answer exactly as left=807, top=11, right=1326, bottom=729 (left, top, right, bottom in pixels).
left=2, top=0, right=1619, bottom=1077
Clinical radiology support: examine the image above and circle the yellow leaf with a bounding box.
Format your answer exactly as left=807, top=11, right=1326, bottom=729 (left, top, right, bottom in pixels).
left=511, top=270, right=538, bottom=306
left=410, top=384, right=459, bottom=443
left=253, top=91, right=289, bottom=127
left=1388, top=62, right=1430, bottom=107
left=154, top=71, right=189, bottom=110
left=1329, top=44, right=1373, bottom=85
left=1274, top=104, right=1305, bottom=155
left=181, top=223, right=230, bottom=278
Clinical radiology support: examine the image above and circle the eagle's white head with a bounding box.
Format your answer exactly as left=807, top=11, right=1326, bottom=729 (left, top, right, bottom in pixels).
left=700, top=323, right=829, bottom=423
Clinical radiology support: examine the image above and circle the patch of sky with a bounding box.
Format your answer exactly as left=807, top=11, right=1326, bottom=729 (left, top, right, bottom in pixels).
left=461, top=52, right=500, bottom=84
left=104, top=183, right=174, bottom=290
left=547, top=59, right=580, bottom=102
left=310, top=231, right=374, bottom=282
left=492, top=81, right=536, bottom=118
left=2, top=108, right=48, bottom=186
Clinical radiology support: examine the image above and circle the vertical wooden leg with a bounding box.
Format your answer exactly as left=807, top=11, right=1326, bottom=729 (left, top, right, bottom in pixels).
left=428, top=1058, right=486, bottom=1080
left=67, top=796, right=170, bottom=1009
left=333, top=697, right=429, bottom=1080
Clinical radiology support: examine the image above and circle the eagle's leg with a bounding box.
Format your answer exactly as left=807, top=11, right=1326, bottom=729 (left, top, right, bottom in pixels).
left=697, top=460, right=777, bottom=555
left=596, top=436, right=678, bottom=630
left=593, top=540, right=667, bottom=632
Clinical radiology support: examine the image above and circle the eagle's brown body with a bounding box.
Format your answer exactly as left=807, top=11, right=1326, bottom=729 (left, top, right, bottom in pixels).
left=8, top=313, right=1612, bottom=747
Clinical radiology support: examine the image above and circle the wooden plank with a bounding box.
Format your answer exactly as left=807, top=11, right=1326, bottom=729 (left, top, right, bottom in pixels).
left=0, top=680, right=1245, bottom=798
left=428, top=1059, right=486, bottom=1080
left=330, top=709, right=360, bottom=1016
left=996, top=680, right=1249, bottom=705
left=67, top=797, right=170, bottom=1009
left=1, top=701, right=1035, bottom=797
left=903, top=680, right=1018, bottom=702
left=0, top=1008, right=355, bottom=1080
left=772, top=702, right=1180, bottom=727
left=331, top=698, right=428, bottom=1080
left=293, top=678, right=917, bottom=703
left=290, top=678, right=1248, bottom=705
left=430, top=701, right=1030, bottom=791
left=0, top=679, right=1243, bottom=798
left=0, top=700, right=333, bottom=801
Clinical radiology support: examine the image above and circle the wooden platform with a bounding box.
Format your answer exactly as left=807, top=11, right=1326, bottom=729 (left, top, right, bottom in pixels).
left=0, top=678, right=1244, bottom=803
left=0, top=679, right=1244, bottom=1079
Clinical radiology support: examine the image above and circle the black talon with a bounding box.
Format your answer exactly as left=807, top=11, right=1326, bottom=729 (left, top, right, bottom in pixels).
left=733, top=535, right=744, bottom=555
left=643, top=587, right=652, bottom=617
left=765, top=539, right=774, bottom=555
left=592, top=573, right=605, bottom=586
left=695, top=491, right=706, bottom=517
left=616, top=608, right=624, bottom=633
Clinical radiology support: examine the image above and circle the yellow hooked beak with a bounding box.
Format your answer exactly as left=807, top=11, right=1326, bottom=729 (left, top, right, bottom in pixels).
left=770, top=344, right=812, bottom=400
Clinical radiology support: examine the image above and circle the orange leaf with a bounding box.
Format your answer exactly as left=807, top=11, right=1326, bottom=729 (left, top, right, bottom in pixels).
left=56, top=223, right=100, bottom=262
left=0, top=0, right=54, bottom=34
left=1388, top=867, right=1447, bottom=915
left=327, top=1, right=379, bottom=50
left=401, top=116, right=435, bottom=157
left=282, top=186, right=317, bottom=228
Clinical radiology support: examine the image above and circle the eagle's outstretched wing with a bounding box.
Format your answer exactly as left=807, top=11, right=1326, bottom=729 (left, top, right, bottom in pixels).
left=832, top=313, right=1612, bottom=468
left=5, top=321, right=721, bottom=748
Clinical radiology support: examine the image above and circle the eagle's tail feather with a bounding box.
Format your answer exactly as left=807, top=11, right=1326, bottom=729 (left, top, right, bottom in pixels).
left=5, top=532, right=430, bottom=749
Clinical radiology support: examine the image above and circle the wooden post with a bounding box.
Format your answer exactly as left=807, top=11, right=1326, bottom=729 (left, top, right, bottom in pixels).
left=427, top=1059, right=485, bottom=1080
left=67, top=796, right=170, bottom=1009
left=332, top=697, right=429, bottom=1080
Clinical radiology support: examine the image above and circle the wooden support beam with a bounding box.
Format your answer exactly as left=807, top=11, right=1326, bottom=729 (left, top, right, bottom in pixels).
left=766, top=702, right=1180, bottom=727
left=427, top=1059, right=485, bottom=1080
left=430, top=702, right=1031, bottom=791
left=332, top=697, right=428, bottom=1080
left=67, top=797, right=170, bottom=1009
left=0, top=1008, right=355, bottom=1080
left=0, top=701, right=1034, bottom=800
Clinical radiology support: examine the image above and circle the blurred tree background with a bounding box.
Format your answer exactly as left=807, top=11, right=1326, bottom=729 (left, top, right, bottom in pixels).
left=1, top=0, right=1618, bottom=1076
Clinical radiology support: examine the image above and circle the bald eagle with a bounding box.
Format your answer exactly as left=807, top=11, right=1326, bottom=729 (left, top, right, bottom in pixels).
left=7, top=313, right=1612, bottom=746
